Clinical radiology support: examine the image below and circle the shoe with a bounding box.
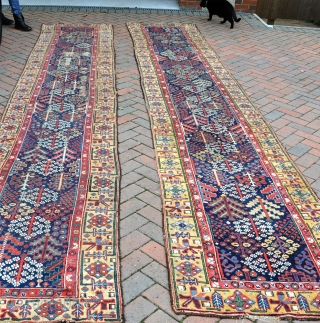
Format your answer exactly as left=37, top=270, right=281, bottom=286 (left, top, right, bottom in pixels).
left=2, top=13, right=14, bottom=25
left=13, top=14, right=32, bottom=31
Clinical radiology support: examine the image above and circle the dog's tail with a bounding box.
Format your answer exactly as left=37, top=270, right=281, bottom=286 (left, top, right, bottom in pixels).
left=233, top=10, right=241, bottom=22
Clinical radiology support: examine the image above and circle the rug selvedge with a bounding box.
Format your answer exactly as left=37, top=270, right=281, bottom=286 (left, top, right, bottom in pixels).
left=0, top=24, right=121, bottom=322
left=128, top=22, right=320, bottom=319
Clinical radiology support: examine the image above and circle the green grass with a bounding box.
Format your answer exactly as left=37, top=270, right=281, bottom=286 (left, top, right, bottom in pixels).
left=307, top=20, right=320, bottom=26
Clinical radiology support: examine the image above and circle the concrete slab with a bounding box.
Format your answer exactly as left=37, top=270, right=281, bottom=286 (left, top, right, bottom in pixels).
left=2, top=0, right=179, bottom=9
left=1, top=8, right=320, bottom=323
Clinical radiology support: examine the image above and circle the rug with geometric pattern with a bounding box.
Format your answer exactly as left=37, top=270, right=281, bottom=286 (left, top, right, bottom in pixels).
left=128, top=22, right=320, bottom=320
left=0, top=24, right=122, bottom=323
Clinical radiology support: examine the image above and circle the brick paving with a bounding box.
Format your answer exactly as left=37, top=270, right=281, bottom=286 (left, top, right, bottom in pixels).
left=1, top=7, right=320, bottom=323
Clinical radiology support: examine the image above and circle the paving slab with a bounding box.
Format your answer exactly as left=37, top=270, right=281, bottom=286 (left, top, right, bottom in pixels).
left=1, top=9, right=319, bottom=323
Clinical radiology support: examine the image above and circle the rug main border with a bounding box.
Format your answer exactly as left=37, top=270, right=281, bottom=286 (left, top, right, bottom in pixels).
left=127, top=22, right=320, bottom=320
left=0, top=24, right=122, bottom=323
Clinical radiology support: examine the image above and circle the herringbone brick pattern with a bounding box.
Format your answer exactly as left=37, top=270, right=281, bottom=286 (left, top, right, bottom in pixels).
left=1, top=9, right=320, bottom=323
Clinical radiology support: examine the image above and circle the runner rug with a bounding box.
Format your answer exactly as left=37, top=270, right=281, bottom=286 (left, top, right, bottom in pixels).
left=0, top=25, right=122, bottom=322
left=128, top=22, right=320, bottom=320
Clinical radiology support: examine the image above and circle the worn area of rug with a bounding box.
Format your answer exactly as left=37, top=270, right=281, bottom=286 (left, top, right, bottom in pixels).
left=0, top=25, right=121, bottom=322
left=128, top=22, right=320, bottom=320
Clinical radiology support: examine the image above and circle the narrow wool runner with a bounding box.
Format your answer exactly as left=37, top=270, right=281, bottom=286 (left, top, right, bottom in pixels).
left=128, top=22, right=320, bottom=319
left=0, top=25, right=122, bottom=322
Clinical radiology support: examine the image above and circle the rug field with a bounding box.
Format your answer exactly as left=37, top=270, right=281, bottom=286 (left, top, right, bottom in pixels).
left=0, top=24, right=122, bottom=322
left=128, top=22, right=320, bottom=319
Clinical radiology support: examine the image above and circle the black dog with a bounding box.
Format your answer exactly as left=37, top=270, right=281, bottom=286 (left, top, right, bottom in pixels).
left=200, top=0, right=241, bottom=29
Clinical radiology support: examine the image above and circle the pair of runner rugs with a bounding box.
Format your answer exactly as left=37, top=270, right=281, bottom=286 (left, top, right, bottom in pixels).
left=0, top=22, right=319, bottom=322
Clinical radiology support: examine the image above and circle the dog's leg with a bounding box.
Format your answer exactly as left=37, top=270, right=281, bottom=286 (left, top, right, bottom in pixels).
left=208, top=13, right=213, bottom=21
left=220, top=18, right=227, bottom=24
left=228, top=18, right=234, bottom=28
